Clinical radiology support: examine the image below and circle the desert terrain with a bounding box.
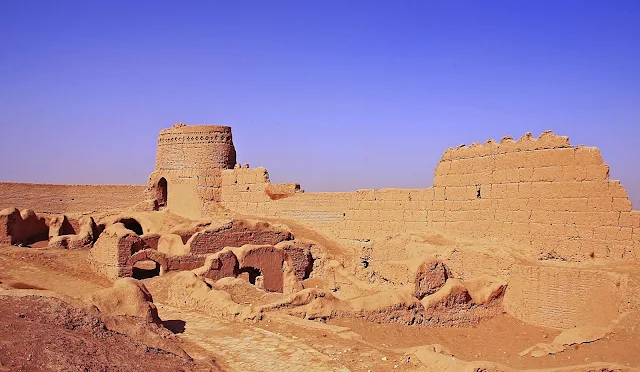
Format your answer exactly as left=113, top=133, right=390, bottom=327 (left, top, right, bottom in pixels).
left=1, top=125, right=639, bottom=372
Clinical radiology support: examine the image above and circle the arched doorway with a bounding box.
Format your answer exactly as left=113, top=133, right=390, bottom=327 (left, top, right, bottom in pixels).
left=118, top=218, right=144, bottom=236
left=132, top=260, right=161, bottom=279
left=237, top=267, right=264, bottom=289
left=128, top=249, right=168, bottom=279
left=157, top=177, right=168, bottom=208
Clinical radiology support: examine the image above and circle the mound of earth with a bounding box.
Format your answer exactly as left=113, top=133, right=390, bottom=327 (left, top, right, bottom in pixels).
left=0, top=294, right=197, bottom=371
left=87, top=277, right=161, bottom=323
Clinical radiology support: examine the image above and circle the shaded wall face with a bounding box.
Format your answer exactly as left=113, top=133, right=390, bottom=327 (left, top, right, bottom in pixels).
left=0, top=209, right=48, bottom=245
left=503, top=265, right=620, bottom=329
left=157, top=178, right=167, bottom=208
left=237, top=246, right=285, bottom=293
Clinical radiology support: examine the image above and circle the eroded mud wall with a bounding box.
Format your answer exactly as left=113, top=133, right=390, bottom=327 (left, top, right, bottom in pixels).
left=219, top=133, right=639, bottom=262
left=217, top=132, right=639, bottom=328
left=431, top=132, right=637, bottom=260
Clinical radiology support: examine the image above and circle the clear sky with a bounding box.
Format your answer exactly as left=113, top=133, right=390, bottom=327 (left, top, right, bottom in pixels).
left=0, top=1, right=638, bottom=208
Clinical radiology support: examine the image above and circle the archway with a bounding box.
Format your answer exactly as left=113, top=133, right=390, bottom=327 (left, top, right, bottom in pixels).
left=157, top=177, right=168, bottom=208
left=118, top=218, right=144, bottom=236
left=128, top=249, right=168, bottom=279
left=132, top=260, right=161, bottom=279
left=237, top=267, right=262, bottom=285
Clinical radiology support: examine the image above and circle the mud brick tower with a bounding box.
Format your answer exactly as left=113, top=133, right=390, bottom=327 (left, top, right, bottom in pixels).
left=147, top=123, right=237, bottom=218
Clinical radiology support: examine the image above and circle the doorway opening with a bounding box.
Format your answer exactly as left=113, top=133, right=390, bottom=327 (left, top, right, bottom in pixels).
left=237, top=267, right=263, bottom=285
left=118, top=218, right=144, bottom=236
left=157, top=177, right=168, bottom=208
left=132, top=260, right=161, bottom=279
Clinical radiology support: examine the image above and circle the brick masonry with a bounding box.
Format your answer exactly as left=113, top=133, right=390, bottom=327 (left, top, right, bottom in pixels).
left=147, top=123, right=237, bottom=219
left=219, top=131, right=639, bottom=263
left=217, top=131, right=639, bottom=328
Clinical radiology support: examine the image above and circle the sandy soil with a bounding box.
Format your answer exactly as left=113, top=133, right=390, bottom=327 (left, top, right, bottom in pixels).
left=1, top=243, right=638, bottom=371
left=0, top=295, right=196, bottom=371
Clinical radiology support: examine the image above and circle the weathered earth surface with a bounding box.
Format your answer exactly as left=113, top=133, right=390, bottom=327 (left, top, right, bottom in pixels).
left=0, top=294, right=198, bottom=372
left=1, top=242, right=639, bottom=371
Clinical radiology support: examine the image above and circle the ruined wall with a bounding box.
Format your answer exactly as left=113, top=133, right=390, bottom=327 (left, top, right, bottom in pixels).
left=219, top=132, right=639, bottom=262
left=431, top=131, right=637, bottom=261
left=217, top=131, right=639, bottom=328
left=187, top=220, right=292, bottom=255
left=0, top=208, right=49, bottom=245
left=0, top=183, right=145, bottom=214
left=147, top=123, right=237, bottom=219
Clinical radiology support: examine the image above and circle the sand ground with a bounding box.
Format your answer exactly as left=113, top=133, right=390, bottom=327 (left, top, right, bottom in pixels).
left=0, top=244, right=638, bottom=371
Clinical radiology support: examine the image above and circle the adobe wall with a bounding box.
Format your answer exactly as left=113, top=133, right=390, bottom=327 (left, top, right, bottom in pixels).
left=0, top=182, right=146, bottom=214
left=431, top=131, right=636, bottom=261
left=219, top=132, right=639, bottom=262
left=147, top=123, right=237, bottom=219
left=217, top=131, right=639, bottom=329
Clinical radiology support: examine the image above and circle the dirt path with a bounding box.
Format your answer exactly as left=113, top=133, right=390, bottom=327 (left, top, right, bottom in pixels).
left=157, top=303, right=350, bottom=372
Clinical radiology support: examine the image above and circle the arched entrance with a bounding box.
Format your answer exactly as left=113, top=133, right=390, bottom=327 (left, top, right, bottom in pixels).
left=132, top=260, right=161, bottom=279
left=128, top=249, right=168, bottom=279
left=117, top=218, right=144, bottom=236
left=237, top=267, right=264, bottom=289
left=157, top=177, right=168, bottom=208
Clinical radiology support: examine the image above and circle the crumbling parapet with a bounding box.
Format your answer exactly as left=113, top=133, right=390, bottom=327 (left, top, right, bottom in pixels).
left=219, top=166, right=303, bottom=208
left=430, top=130, right=637, bottom=261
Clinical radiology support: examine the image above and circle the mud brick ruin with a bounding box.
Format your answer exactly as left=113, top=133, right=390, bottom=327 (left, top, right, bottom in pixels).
left=1, top=123, right=638, bottom=334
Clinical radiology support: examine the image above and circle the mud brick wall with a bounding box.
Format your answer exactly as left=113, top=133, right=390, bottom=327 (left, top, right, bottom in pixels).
left=0, top=183, right=145, bottom=214
left=218, top=131, right=639, bottom=328
left=219, top=131, right=639, bottom=262
left=90, top=225, right=150, bottom=280
left=503, top=264, right=620, bottom=328
left=431, top=131, right=637, bottom=261
left=187, top=221, right=292, bottom=255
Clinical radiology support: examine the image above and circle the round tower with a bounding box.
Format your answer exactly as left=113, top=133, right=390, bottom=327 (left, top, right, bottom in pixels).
left=147, top=123, right=237, bottom=218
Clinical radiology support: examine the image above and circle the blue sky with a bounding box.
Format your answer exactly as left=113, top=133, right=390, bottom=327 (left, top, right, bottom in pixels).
left=0, top=1, right=638, bottom=207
